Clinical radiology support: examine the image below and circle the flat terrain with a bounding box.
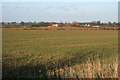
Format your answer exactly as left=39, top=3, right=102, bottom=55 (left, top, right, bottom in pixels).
left=2, top=28, right=118, bottom=78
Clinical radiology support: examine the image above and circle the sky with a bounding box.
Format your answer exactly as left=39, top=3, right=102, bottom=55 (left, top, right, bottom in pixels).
left=2, top=1, right=119, bottom=23
left=2, top=0, right=120, bottom=2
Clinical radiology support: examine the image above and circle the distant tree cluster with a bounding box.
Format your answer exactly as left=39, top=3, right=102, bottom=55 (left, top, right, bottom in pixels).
left=31, top=23, right=50, bottom=27
left=1, top=21, right=119, bottom=28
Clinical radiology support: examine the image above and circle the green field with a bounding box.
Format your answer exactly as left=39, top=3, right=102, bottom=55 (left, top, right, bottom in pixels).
left=2, top=28, right=118, bottom=78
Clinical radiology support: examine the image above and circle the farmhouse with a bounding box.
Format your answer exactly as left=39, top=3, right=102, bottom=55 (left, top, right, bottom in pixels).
left=48, top=24, right=59, bottom=27
left=52, top=24, right=59, bottom=27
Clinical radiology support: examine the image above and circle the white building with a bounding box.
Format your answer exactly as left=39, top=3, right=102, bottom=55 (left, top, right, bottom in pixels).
left=92, top=26, right=100, bottom=28
left=85, top=24, right=90, bottom=27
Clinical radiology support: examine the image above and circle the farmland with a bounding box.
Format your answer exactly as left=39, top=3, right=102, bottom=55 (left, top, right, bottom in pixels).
left=2, top=27, right=118, bottom=78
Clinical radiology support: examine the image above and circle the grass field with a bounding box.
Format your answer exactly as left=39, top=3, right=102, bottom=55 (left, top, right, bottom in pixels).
left=2, top=27, right=118, bottom=78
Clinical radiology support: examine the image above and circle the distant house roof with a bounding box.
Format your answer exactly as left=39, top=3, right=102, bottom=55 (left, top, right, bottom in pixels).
left=80, top=25, right=87, bottom=27
left=48, top=24, right=59, bottom=27
left=52, top=24, right=59, bottom=27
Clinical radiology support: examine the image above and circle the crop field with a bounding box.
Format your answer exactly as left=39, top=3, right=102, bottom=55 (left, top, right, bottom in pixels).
left=2, top=27, right=118, bottom=78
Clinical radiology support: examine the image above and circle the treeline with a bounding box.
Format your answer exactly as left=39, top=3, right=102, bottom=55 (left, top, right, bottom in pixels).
left=1, top=21, right=119, bottom=28
left=31, top=24, right=50, bottom=27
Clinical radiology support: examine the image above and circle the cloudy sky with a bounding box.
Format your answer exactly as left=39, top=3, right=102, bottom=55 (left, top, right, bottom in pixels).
left=2, top=0, right=119, bottom=23
left=2, top=0, right=119, bottom=2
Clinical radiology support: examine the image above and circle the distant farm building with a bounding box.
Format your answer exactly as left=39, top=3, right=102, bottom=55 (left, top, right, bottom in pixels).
left=48, top=24, right=59, bottom=27
left=52, top=24, right=59, bottom=27
left=92, top=26, right=100, bottom=28
left=85, top=24, right=90, bottom=27
left=80, top=24, right=90, bottom=27
left=80, top=25, right=87, bottom=27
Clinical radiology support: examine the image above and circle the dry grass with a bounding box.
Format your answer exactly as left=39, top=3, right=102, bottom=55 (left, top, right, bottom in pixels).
left=47, top=54, right=118, bottom=78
